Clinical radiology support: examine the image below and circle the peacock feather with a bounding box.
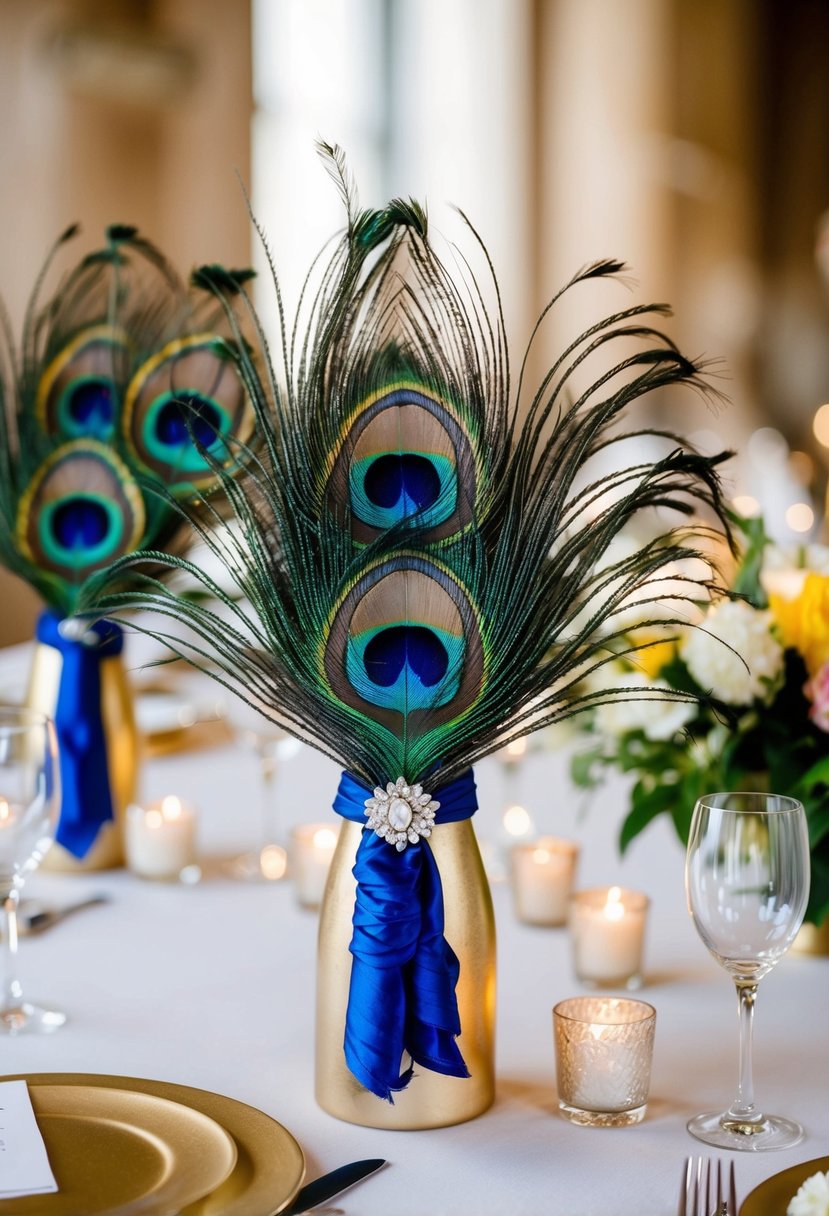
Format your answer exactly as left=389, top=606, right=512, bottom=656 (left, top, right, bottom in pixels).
left=81, top=145, right=733, bottom=792
left=0, top=224, right=254, bottom=615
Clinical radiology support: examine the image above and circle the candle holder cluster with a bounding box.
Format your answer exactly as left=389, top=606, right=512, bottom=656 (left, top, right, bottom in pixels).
left=509, top=840, right=656, bottom=1125
left=509, top=841, right=650, bottom=990
left=124, top=795, right=340, bottom=908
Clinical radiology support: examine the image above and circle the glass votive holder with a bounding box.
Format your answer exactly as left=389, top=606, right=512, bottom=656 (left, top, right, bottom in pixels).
left=510, top=837, right=580, bottom=926
left=569, top=886, right=650, bottom=989
left=125, top=796, right=199, bottom=882
left=290, top=823, right=340, bottom=909
left=553, top=995, right=656, bottom=1127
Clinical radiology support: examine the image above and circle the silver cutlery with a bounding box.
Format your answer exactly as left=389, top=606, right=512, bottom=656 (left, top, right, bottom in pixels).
left=13, top=895, right=109, bottom=935
left=679, top=1156, right=737, bottom=1216
left=282, top=1158, right=387, bottom=1214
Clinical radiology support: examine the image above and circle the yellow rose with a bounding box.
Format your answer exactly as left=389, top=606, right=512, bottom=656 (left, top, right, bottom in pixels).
left=628, top=630, right=677, bottom=679
left=769, top=572, right=829, bottom=676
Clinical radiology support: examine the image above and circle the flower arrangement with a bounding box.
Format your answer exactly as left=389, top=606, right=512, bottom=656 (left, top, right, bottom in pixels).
left=572, top=515, right=829, bottom=928
left=789, top=1170, right=829, bottom=1216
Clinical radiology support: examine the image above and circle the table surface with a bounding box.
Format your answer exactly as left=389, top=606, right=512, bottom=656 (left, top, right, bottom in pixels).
left=2, top=636, right=827, bottom=1216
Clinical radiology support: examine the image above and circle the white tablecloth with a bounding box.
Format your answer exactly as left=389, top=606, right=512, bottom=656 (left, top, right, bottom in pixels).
left=3, top=638, right=828, bottom=1216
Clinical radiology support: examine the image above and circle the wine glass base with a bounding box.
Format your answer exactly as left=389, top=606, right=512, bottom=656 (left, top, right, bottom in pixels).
left=687, top=1109, right=805, bottom=1152
left=0, top=1001, right=66, bottom=1035
left=226, top=844, right=289, bottom=883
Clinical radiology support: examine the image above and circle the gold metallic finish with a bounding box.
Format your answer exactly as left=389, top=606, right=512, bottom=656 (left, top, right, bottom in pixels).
left=6, top=1072, right=306, bottom=1216
left=792, top=919, right=829, bottom=955
left=315, top=817, right=496, bottom=1129
left=26, top=639, right=139, bottom=871
left=741, top=1154, right=829, bottom=1215
left=0, top=1084, right=236, bottom=1215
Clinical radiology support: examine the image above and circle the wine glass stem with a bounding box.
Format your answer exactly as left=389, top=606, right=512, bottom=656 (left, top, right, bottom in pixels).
left=259, top=746, right=281, bottom=846
left=727, top=980, right=759, bottom=1122
left=1, top=888, right=23, bottom=1008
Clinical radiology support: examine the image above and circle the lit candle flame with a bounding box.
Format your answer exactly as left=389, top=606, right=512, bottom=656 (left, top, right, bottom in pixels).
left=260, top=844, right=288, bottom=880
left=312, top=828, right=338, bottom=851
left=604, top=886, right=625, bottom=922
left=160, top=795, right=183, bottom=820
left=532, top=847, right=551, bottom=865
left=503, top=804, right=532, bottom=838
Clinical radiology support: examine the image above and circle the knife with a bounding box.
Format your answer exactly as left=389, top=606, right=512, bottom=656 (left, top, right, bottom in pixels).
left=281, top=1158, right=387, bottom=1214
left=1, top=895, right=110, bottom=938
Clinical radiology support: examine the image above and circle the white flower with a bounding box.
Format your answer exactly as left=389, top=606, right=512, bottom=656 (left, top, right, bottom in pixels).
left=681, top=599, right=783, bottom=706
left=594, top=673, right=695, bottom=741
left=762, top=542, right=829, bottom=602
left=788, top=1170, right=829, bottom=1216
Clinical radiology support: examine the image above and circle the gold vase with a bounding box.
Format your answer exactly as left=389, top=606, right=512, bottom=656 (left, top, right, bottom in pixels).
left=25, top=635, right=139, bottom=871
left=315, top=816, right=496, bottom=1129
left=793, top=919, right=829, bottom=956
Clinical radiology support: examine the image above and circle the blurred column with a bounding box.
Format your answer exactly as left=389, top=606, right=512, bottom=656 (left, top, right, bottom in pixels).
left=536, top=0, right=674, bottom=376
left=385, top=0, right=536, bottom=347
left=251, top=0, right=387, bottom=326
left=671, top=0, right=761, bottom=482
left=156, top=0, right=253, bottom=270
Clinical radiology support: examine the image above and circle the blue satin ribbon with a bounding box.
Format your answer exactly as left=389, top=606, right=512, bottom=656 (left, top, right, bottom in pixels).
left=36, top=610, right=123, bottom=858
left=333, top=769, right=477, bottom=1101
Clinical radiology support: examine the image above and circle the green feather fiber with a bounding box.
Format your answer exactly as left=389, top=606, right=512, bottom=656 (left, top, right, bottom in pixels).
left=81, top=146, right=734, bottom=788
left=0, top=226, right=255, bottom=614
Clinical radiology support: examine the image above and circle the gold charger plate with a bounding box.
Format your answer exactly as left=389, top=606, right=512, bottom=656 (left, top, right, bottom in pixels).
left=0, top=1085, right=236, bottom=1216
left=741, top=1155, right=829, bottom=1215
left=7, top=1074, right=306, bottom=1216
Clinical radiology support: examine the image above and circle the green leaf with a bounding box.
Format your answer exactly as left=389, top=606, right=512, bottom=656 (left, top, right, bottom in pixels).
left=803, top=796, right=829, bottom=849
left=570, top=745, right=606, bottom=789
left=805, top=848, right=829, bottom=926
left=619, top=777, right=678, bottom=853
left=731, top=512, right=770, bottom=607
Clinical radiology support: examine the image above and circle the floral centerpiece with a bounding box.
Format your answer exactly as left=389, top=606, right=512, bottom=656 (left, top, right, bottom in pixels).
left=572, top=514, right=829, bottom=928
left=83, top=146, right=733, bottom=1126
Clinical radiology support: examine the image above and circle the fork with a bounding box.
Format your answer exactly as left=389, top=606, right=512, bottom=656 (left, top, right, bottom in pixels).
left=678, top=1157, right=738, bottom=1216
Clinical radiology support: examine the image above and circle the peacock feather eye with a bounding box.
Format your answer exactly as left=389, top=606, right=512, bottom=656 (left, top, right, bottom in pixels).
left=325, top=384, right=479, bottom=544
left=36, top=325, right=131, bottom=441
left=122, top=334, right=251, bottom=497
left=323, top=553, right=485, bottom=732
left=16, top=440, right=145, bottom=580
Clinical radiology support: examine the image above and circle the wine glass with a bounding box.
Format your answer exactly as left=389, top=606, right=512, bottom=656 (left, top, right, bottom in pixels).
left=685, top=790, right=810, bottom=1150
left=221, top=698, right=302, bottom=882
left=0, top=706, right=64, bottom=1033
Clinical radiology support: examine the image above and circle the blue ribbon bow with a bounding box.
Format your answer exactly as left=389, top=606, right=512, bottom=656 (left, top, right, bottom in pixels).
left=333, top=769, right=477, bottom=1101
left=36, top=610, right=123, bottom=859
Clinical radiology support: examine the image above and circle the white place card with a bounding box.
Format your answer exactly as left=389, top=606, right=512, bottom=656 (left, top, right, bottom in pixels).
left=0, top=1080, right=58, bottom=1199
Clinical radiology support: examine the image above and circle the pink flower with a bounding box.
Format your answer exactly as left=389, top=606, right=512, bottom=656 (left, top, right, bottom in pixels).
left=806, top=661, right=829, bottom=732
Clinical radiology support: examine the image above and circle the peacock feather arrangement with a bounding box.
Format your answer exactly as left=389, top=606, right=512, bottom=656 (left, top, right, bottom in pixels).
left=0, top=222, right=253, bottom=616
left=82, top=147, right=732, bottom=1098
left=0, top=223, right=253, bottom=859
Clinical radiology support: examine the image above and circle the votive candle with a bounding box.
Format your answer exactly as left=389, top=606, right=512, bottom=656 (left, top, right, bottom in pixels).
left=125, top=796, right=197, bottom=881
left=569, top=886, right=649, bottom=989
left=553, top=995, right=656, bottom=1126
left=291, top=823, right=340, bottom=909
left=510, top=837, right=580, bottom=925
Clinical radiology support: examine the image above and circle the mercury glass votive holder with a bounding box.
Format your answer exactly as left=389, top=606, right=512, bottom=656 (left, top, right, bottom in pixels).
left=553, top=995, right=656, bottom=1127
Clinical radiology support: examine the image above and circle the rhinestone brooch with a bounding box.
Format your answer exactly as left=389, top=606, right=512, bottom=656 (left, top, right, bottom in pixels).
left=364, top=777, right=440, bottom=852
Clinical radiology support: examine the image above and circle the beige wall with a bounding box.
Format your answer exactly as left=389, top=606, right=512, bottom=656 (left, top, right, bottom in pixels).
left=0, top=0, right=252, bottom=645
